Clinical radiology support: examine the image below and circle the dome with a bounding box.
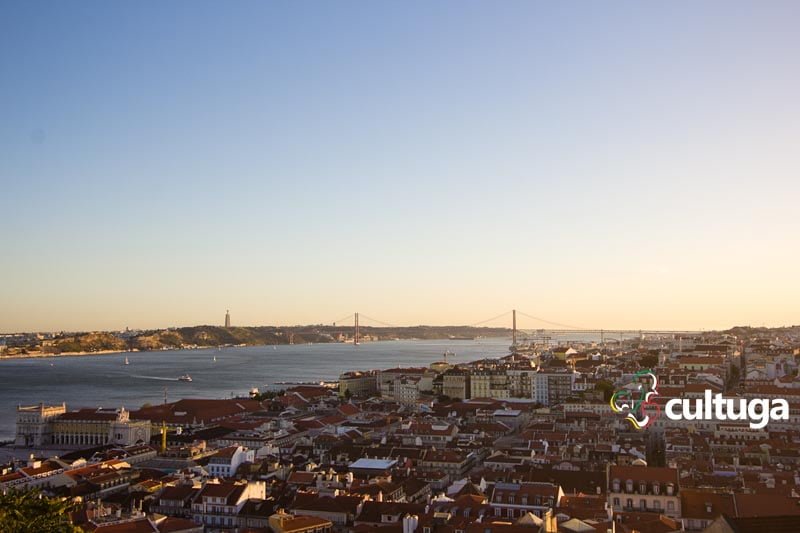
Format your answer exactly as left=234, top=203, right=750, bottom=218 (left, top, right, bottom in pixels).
left=430, top=360, right=452, bottom=372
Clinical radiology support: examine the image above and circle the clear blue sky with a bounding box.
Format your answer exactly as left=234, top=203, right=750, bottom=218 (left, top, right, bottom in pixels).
left=2, top=1, right=799, bottom=331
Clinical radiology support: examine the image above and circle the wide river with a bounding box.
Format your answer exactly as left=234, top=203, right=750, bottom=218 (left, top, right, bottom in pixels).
left=0, top=337, right=526, bottom=441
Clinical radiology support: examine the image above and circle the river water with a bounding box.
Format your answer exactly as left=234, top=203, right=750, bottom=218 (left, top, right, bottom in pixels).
left=0, top=338, right=522, bottom=441
left=0, top=331, right=622, bottom=441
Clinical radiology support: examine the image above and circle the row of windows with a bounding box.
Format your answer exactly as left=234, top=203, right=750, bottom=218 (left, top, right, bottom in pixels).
left=612, top=497, right=675, bottom=512
left=611, top=480, right=675, bottom=495
left=494, top=494, right=554, bottom=506
left=494, top=507, right=544, bottom=518
left=197, top=514, right=235, bottom=526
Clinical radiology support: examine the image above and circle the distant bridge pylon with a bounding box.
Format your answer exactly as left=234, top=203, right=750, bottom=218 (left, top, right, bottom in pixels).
left=325, top=309, right=704, bottom=346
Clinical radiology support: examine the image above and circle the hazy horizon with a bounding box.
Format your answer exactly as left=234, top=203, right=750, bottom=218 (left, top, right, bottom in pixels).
left=3, top=2, right=800, bottom=332
left=1, top=313, right=794, bottom=336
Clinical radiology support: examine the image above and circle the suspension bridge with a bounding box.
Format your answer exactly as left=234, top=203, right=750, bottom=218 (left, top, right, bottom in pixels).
left=326, top=309, right=704, bottom=346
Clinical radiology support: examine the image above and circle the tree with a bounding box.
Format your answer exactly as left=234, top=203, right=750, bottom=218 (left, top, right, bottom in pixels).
left=595, top=380, right=615, bottom=402
left=0, top=490, right=80, bottom=533
left=254, top=389, right=285, bottom=401
left=727, top=365, right=741, bottom=389
left=638, top=354, right=659, bottom=369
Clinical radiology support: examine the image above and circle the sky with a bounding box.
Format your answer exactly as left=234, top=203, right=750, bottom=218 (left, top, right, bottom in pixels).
left=1, top=1, right=799, bottom=332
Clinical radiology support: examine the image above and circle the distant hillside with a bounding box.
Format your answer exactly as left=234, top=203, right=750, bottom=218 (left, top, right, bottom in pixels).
left=52, top=332, right=127, bottom=353
left=136, top=324, right=510, bottom=349
left=18, top=324, right=511, bottom=354
left=132, top=326, right=315, bottom=349
left=723, top=325, right=800, bottom=337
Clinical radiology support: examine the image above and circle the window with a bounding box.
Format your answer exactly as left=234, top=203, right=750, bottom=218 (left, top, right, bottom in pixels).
left=653, top=483, right=660, bottom=495
left=667, top=501, right=675, bottom=511
left=626, top=480, right=633, bottom=493
left=639, top=482, right=646, bottom=494
left=626, top=499, right=633, bottom=509
left=667, top=484, right=674, bottom=496
left=653, top=500, right=661, bottom=511
left=639, top=499, right=646, bottom=510
left=508, top=495, right=515, bottom=504
left=613, top=498, right=620, bottom=507
left=613, top=479, right=620, bottom=492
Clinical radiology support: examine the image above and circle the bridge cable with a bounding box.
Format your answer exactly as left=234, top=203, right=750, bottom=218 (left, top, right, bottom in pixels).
left=516, top=310, right=587, bottom=331
left=329, top=314, right=354, bottom=326
left=357, top=314, right=398, bottom=328
left=468, top=310, right=513, bottom=327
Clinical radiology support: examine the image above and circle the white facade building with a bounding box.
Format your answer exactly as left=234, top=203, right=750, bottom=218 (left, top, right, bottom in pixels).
left=207, top=445, right=255, bottom=478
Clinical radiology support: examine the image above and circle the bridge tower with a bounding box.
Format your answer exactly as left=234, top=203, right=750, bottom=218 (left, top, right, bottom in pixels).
left=354, top=312, right=360, bottom=345
left=512, top=309, right=517, bottom=350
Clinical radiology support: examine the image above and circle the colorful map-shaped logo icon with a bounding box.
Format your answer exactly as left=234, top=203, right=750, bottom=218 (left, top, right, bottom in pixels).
left=610, top=369, right=660, bottom=430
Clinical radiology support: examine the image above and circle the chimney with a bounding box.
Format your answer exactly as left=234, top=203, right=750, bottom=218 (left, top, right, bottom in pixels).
left=543, top=509, right=558, bottom=533
left=403, top=514, right=419, bottom=533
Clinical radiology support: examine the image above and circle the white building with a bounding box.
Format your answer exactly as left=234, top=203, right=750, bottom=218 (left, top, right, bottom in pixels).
left=607, top=464, right=680, bottom=518
left=15, top=403, right=67, bottom=447
left=396, top=376, right=422, bottom=406
left=16, top=404, right=150, bottom=448
left=533, top=369, right=576, bottom=406
left=192, top=479, right=266, bottom=530
left=207, top=445, right=255, bottom=478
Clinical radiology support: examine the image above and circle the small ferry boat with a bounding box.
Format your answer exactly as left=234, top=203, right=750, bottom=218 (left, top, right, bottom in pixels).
left=124, top=357, right=130, bottom=365
left=178, top=374, right=193, bottom=382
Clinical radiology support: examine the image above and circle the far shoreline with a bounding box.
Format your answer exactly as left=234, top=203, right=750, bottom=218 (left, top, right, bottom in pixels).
left=0, top=344, right=260, bottom=361
left=0, top=334, right=511, bottom=362
left=0, top=347, right=174, bottom=361
left=0, top=338, right=421, bottom=362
